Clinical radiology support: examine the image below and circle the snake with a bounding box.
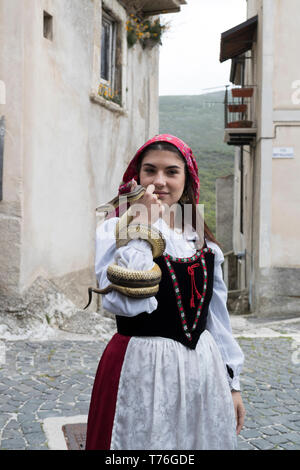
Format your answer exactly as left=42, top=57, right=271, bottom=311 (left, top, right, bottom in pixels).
left=96, top=184, right=147, bottom=216
left=84, top=185, right=166, bottom=309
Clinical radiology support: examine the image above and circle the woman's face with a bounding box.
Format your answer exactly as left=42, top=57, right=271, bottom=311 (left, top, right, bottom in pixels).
left=139, top=149, right=186, bottom=207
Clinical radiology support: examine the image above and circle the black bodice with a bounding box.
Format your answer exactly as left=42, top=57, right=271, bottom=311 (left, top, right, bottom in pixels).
left=116, top=247, right=215, bottom=350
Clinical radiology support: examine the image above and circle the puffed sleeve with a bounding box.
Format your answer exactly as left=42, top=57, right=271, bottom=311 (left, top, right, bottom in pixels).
left=95, top=217, right=158, bottom=317
left=206, top=241, right=245, bottom=391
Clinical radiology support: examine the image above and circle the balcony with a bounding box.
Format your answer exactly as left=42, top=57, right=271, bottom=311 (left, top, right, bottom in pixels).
left=119, top=0, right=187, bottom=16
left=224, top=86, right=257, bottom=146
left=219, top=15, right=258, bottom=147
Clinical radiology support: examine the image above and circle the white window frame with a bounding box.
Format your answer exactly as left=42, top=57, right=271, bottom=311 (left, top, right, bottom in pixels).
left=101, top=11, right=117, bottom=88
left=90, top=0, right=127, bottom=114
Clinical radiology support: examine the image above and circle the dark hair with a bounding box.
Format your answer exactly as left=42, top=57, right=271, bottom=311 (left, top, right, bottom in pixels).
left=136, top=141, right=221, bottom=248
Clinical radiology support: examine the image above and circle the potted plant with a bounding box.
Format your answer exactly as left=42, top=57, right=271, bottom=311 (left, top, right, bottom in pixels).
left=227, top=120, right=253, bottom=128
left=98, top=83, right=121, bottom=106
left=231, top=87, right=254, bottom=98
left=126, top=15, right=169, bottom=49
left=228, top=104, right=247, bottom=113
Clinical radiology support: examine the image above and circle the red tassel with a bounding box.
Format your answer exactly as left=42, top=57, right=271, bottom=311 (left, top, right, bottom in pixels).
left=187, top=263, right=201, bottom=308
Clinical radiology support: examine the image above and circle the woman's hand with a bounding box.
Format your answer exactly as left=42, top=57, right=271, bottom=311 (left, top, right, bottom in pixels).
left=128, top=181, right=165, bottom=225
left=231, top=391, right=246, bottom=435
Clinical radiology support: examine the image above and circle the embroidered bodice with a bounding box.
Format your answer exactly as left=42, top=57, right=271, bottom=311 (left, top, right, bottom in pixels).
left=116, top=247, right=215, bottom=349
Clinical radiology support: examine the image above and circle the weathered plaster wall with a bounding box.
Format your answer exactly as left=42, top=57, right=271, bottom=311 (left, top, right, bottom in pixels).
left=271, top=127, right=300, bottom=267
left=0, top=0, right=24, bottom=295
left=273, top=0, right=300, bottom=110
left=271, top=0, right=300, bottom=267
left=0, top=0, right=160, bottom=333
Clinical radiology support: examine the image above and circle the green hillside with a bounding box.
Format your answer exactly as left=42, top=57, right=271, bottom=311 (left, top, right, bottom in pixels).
left=159, top=91, right=234, bottom=234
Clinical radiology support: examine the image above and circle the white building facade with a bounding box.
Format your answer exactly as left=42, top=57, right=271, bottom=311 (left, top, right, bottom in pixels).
left=220, top=0, right=300, bottom=317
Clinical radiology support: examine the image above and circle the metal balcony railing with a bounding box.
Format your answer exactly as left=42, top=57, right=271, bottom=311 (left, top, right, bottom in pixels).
left=224, top=86, right=257, bottom=146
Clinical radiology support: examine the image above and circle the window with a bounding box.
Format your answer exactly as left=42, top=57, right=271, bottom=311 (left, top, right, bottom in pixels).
left=99, top=10, right=122, bottom=105
left=101, top=12, right=117, bottom=84
left=90, top=0, right=127, bottom=112
left=43, top=11, right=53, bottom=41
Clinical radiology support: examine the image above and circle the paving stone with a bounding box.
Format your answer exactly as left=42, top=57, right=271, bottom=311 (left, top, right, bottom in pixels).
left=0, top=438, right=27, bottom=450
left=1, top=378, right=17, bottom=387
left=287, top=414, right=300, bottom=422
left=258, top=408, right=281, bottom=417
left=76, top=394, right=91, bottom=402
left=280, top=432, right=300, bottom=445
left=20, top=421, right=43, bottom=434
left=279, top=441, right=300, bottom=450
left=18, top=402, right=40, bottom=414
left=271, top=415, right=298, bottom=426
left=282, top=421, right=300, bottom=431
left=272, top=424, right=290, bottom=434
left=285, top=405, right=300, bottom=412
left=4, top=419, right=20, bottom=430
left=40, top=401, right=59, bottom=410
left=0, top=403, right=20, bottom=413
left=75, top=403, right=90, bottom=413
left=24, top=431, right=47, bottom=447
left=1, top=428, right=24, bottom=441
left=267, top=434, right=291, bottom=445
left=36, top=411, right=62, bottom=421
left=10, top=393, right=27, bottom=403
left=0, top=414, right=10, bottom=429
left=261, top=427, right=281, bottom=436
left=240, top=428, right=262, bottom=439
left=237, top=440, right=257, bottom=450
left=272, top=405, right=294, bottom=414
left=250, top=416, right=272, bottom=427
left=32, top=383, right=50, bottom=392
left=17, top=416, right=37, bottom=431
left=26, top=444, right=49, bottom=450
left=249, top=438, right=275, bottom=450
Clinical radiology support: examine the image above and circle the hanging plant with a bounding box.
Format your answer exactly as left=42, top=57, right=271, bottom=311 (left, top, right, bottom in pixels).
left=126, top=14, right=169, bottom=49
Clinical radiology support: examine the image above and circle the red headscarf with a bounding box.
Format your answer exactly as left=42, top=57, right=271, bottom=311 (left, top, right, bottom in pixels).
left=118, top=134, right=200, bottom=204
left=105, top=134, right=200, bottom=219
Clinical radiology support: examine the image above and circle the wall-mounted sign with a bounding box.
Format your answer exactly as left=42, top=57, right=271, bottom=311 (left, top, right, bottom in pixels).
left=272, top=147, right=294, bottom=159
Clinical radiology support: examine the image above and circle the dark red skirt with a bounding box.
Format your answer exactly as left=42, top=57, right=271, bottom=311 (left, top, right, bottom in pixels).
left=85, top=333, right=131, bottom=450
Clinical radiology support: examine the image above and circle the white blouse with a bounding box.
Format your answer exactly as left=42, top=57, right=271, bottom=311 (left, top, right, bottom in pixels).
left=95, top=216, right=244, bottom=391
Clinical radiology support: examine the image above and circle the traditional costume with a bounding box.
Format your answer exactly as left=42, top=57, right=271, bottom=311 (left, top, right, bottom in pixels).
left=85, top=135, right=244, bottom=450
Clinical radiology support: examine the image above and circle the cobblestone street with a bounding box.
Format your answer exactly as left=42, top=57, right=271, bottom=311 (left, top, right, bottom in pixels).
left=0, top=314, right=300, bottom=451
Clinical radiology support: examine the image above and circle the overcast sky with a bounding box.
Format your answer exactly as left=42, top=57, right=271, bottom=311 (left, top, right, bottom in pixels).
left=159, top=0, right=247, bottom=96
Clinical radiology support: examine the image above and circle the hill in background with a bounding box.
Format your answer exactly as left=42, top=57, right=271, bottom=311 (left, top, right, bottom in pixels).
left=159, top=91, right=234, bottom=234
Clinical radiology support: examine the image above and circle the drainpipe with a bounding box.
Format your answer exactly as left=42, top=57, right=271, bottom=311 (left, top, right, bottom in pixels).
left=0, top=116, right=5, bottom=201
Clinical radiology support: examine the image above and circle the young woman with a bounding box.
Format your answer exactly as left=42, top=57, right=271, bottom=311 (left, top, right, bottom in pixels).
left=85, top=134, right=245, bottom=450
